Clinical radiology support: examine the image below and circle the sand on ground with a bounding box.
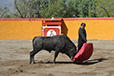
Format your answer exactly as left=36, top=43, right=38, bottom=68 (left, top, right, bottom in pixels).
left=0, top=40, right=114, bottom=76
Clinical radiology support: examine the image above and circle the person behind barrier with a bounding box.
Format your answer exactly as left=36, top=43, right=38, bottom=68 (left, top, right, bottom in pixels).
left=77, top=23, right=87, bottom=51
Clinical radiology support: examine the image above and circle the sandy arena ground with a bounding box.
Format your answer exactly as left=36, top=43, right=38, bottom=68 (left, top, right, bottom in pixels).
left=0, top=40, right=114, bottom=76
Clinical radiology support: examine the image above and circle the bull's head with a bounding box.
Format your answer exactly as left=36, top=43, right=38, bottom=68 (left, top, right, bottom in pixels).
left=69, top=48, right=78, bottom=60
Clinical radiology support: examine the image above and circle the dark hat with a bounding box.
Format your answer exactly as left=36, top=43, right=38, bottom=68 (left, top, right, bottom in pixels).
left=81, top=23, right=86, bottom=26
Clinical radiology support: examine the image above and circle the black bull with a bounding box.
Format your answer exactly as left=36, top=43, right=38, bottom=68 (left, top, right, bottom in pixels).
left=30, top=35, right=77, bottom=64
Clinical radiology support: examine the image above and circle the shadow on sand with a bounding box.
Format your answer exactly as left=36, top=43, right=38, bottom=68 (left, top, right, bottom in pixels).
left=37, top=58, right=108, bottom=65
left=75, top=58, right=108, bottom=65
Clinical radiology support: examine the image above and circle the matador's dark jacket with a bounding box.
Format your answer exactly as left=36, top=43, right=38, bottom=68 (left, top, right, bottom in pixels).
left=78, top=27, right=87, bottom=51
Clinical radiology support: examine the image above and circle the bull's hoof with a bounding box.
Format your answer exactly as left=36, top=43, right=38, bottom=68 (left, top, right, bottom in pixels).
left=30, top=61, right=32, bottom=64
left=29, top=61, right=36, bottom=64
left=33, top=62, right=36, bottom=64
left=53, top=62, right=56, bottom=64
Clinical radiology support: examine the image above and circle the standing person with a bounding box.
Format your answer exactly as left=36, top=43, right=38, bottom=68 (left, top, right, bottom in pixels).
left=78, top=23, right=87, bottom=51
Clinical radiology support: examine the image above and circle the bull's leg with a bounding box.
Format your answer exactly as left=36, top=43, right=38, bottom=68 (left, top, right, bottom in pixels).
left=53, top=50, right=59, bottom=64
left=30, top=49, right=40, bottom=64
left=30, top=51, right=33, bottom=64
left=30, top=50, right=35, bottom=64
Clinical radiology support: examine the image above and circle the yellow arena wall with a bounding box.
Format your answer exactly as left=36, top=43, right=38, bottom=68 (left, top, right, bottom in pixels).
left=63, top=18, right=114, bottom=40
left=0, top=19, right=42, bottom=40
left=0, top=18, right=114, bottom=40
